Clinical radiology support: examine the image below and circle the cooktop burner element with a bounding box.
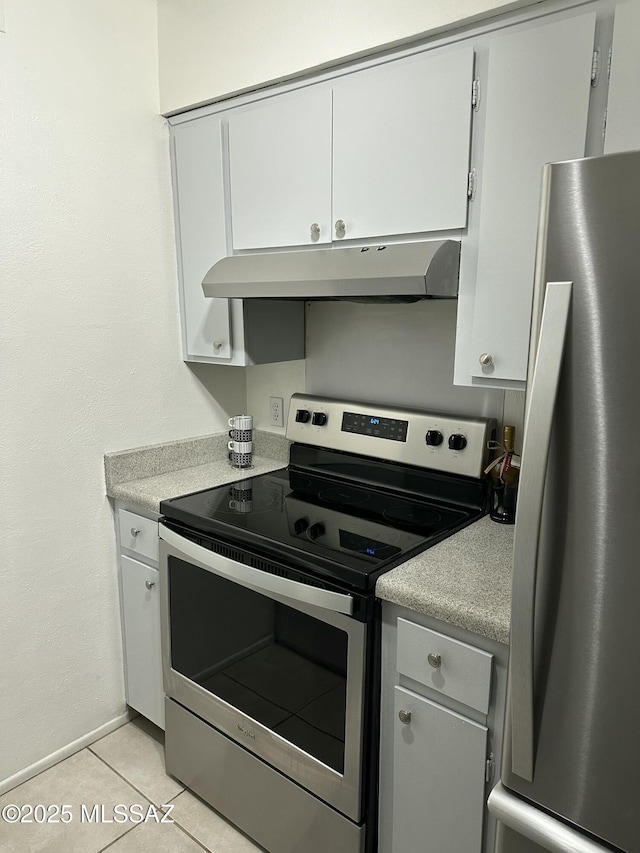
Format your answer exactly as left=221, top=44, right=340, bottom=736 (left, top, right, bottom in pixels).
left=382, top=504, right=443, bottom=529
left=317, top=486, right=372, bottom=506
left=161, top=395, right=496, bottom=592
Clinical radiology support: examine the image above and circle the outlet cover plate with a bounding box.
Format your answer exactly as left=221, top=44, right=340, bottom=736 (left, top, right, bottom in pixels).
left=270, top=396, right=284, bottom=427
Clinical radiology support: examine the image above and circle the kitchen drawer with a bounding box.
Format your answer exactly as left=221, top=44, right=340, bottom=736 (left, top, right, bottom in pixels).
left=118, top=509, right=158, bottom=563
left=397, top=618, right=492, bottom=714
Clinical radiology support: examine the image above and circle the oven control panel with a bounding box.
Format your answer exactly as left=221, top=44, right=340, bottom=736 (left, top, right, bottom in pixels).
left=287, top=394, right=496, bottom=479
left=341, top=411, right=409, bottom=442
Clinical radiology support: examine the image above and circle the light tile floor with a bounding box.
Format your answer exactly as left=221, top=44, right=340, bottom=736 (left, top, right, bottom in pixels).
left=0, top=717, right=264, bottom=852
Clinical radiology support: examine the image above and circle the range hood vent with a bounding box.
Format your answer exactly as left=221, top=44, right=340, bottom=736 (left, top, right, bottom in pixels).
left=201, top=240, right=460, bottom=302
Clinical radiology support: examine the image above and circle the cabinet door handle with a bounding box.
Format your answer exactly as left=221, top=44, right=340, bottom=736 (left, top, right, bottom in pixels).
left=145, top=580, right=155, bottom=590
left=213, top=340, right=223, bottom=353
left=398, top=709, right=412, bottom=724
left=427, top=653, right=442, bottom=669
left=335, top=219, right=346, bottom=237
left=130, top=527, right=140, bottom=537
left=479, top=352, right=494, bottom=368
left=310, top=223, right=320, bottom=239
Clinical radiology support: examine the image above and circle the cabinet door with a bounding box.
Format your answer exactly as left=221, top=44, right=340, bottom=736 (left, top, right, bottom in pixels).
left=468, top=13, right=596, bottom=382
left=604, top=0, right=640, bottom=154
left=120, top=556, right=164, bottom=729
left=172, top=116, right=232, bottom=361
left=332, top=45, right=474, bottom=241
left=392, top=686, right=487, bottom=853
left=228, top=88, right=332, bottom=250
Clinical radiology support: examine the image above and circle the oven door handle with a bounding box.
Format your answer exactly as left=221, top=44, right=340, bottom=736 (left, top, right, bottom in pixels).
left=159, top=523, right=355, bottom=616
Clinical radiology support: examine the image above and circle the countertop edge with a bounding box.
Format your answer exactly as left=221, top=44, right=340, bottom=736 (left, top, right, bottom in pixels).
left=104, top=429, right=290, bottom=492
left=107, top=455, right=288, bottom=514
left=106, top=437, right=513, bottom=643
left=376, top=515, right=513, bottom=644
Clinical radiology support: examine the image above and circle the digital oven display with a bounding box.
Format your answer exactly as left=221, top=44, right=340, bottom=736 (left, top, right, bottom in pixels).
left=341, top=411, right=408, bottom=442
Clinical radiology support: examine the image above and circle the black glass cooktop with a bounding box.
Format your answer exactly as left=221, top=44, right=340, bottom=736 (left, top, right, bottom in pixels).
left=160, top=447, right=487, bottom=591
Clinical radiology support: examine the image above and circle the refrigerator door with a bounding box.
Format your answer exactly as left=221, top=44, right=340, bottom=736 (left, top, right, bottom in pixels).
left=502, top=149, right=640, bottom=853
left=489, top=783, right=615, bottom=853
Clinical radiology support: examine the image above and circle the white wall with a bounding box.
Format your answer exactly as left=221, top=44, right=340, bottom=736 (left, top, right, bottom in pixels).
left=0, top=0, right=244, bottom=787
left=246, top=361, right=306, bottom=432
left=157, top=0, right=536, bottom=114
left=306, top=302, right=504, bottom=419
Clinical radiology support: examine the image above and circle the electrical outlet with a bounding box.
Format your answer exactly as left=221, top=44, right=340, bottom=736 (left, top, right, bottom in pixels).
left=269, top=396, right=284, bottom=427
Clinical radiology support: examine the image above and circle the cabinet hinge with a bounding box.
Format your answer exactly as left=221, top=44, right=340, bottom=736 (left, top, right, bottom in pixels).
left=485, top=752, right=495, bottom=784
left=467, top=168, right=477, bottom=201
left=591, top=48, right=600, bottom=87
left=607, top=46, right=612, bottom=82
left=602, top=106, right=608, bottom=148
left=471, top=77, right=481, bottom=111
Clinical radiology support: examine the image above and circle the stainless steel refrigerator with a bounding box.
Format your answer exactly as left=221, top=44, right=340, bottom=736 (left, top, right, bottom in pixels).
left=488, top=148, right=640, bottom=853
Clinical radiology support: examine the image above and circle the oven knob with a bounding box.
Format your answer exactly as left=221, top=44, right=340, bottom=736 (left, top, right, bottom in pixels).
left=295, top=409, right=311, bottom=423
left=448, top=433, right=467, bottom=451
left=312, top=411, right=328, bottom=426
left=294, top=517, right=309, bottom=535
left=425, top=430, right=443, bottom=447
left=307, top=522, right=326, bottom=540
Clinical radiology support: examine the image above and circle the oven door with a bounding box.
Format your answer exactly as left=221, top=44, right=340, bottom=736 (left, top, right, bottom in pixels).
left=159, top=522, right=367, bottom=822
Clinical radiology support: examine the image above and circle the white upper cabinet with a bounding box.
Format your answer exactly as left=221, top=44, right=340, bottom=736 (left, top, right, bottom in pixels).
left=172, top=115, right=232, bottom=361
left=228, top=88, right=332, bottom=250
left=605, top=0, right=640, bottom=154
left=171, top=116, right=305, bottom=365
left=228, top=44, right=474, bottom=251
left=465, top=11, right=596, bottom=384
left=332, top=45, right=474, bottom=241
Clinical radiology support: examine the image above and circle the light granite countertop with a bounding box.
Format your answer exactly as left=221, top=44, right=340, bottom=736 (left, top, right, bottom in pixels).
left=105, top=433, right=513, bottom=642
left=104, top=430, right=289, bottom=513
left=376, top=515, right=514, bottom=644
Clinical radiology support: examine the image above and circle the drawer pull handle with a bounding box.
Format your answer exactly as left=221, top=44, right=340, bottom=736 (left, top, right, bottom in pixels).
left=145, top=580, right=155, bottom=590
left=398, top=710, right=412, bottom=724
left=130, top=527, right=141, bottom=537
left=427, top=653, right=442, bottom=669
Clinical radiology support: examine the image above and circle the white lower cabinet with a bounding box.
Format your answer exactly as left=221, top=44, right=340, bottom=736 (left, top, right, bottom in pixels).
left=116, top=506, right=164, bottom=730
left=379, top=603, right=509, bottom=853
left=120, top=555, right=164, bottom=729
left=393, top=687, right=488, bottom=853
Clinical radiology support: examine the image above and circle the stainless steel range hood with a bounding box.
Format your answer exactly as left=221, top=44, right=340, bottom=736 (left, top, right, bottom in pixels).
left=201, top=240, right=460, bottom=302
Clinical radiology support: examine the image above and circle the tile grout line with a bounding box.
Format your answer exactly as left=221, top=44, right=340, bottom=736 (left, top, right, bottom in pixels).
left=159, top=788, right=225, bottom=853
left=95, top=823, right=138, bottom=853
left=86, top=743, right=260, bottom=851
left=95, top=816, right=213, bottom=853
left=87, top=750, right=216, bottom=851
left=87, top=745, right=185, bottom=809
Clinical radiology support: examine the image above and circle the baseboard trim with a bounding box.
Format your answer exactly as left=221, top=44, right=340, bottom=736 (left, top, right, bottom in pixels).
left=0, top=710, right=133, bottom=796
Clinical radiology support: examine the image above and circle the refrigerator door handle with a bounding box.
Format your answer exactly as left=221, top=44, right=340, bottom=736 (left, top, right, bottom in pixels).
left=488, top=782, right=612, bottom=853
left=510, top=281, right=572, bottom=781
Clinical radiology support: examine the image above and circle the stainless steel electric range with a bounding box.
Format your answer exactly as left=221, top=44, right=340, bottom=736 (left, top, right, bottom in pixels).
left=159, top=394, right=495, bottom=853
